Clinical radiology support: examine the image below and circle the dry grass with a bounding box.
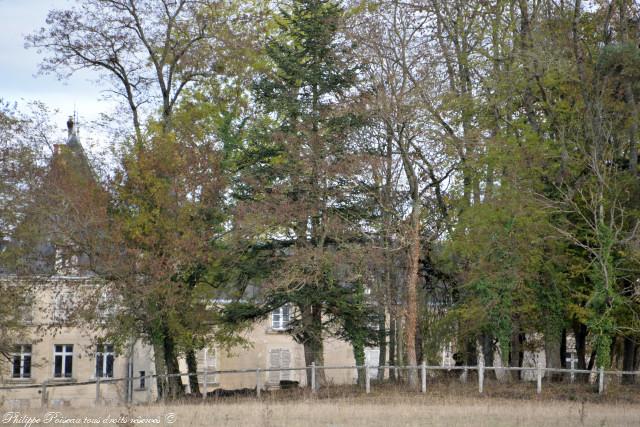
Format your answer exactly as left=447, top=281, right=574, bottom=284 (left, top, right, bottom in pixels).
left=7, top=393, right=640, bottom=427
left=5, top=379, right=640, bottom=426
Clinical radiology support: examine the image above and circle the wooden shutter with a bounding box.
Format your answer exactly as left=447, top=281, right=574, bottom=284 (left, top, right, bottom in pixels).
left=365, top=348, right=380, bottom=378
left=280, top=349, right=291, bottom=381
left=268, top=349, right=281, bottom=384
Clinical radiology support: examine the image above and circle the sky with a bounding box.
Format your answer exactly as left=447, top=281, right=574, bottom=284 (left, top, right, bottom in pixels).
left=0, top=0, right=115, bottom=142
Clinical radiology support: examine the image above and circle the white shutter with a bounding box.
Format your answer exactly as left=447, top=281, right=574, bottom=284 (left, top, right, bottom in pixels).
left=280, top=349, right=291, bottom=381
left=268, top=349, right=281, bottom=384
left=200, top=347, right=217, bottom=384
left=365, top=348, right=380, bottom=378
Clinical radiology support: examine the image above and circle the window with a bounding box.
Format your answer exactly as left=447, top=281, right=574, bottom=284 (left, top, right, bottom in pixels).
left=53, top=344, right=73, bottom=378
left=53, top=291, right=73, bottom=323
left=268, top=348, right=291, bottom=384
left=97, top=290, right=116, bottom=322
left=271, top=305, right=291, bottom=330
left=12, top=345, right=31, bottom=379
left=139, top=371, right=146, bottom=390
left=17, top=305, right=33, bottom=325
left=199, top=346, right=217, bottom=387
left=202, top=346, right=216, bottom=371
left=55, top=246, right=83, bottom=275
left=95, top=344, right=114, bottom=378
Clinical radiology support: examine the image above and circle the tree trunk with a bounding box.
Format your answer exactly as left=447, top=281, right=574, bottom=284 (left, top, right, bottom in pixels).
left=634, top=343, right=640, bottom=383
left=377, top=308, right=387, bottom=381
left=185, top=349, right=200, bottom=396
left=153, top=341, right=166, bottom=401
left=481, top=333, right=494, bottom=379
left=518, top=334, right=525, bottom=372
left=389, top=315, right=396, bottom=382
left=163, top=332, right=185, bottom=399
left=353, top=339, right=366, bottom=387
left=416, top=332, right=424, bottom=367
left=561, top=328, right=571, bottom=382
left=379, top=121, right=393, bottom=383
left=302, top=303, right=326, bottom=387
left=561, top=329, right=567, bottom=368
left=587, top=349, right=597, bottom=372
left=482, top=333, right=494, bottom=366
left=404, top=204, right=421, bottom=387
left=622, top=336, right=636, bottom=384
left=574, top=322, right=589, bottom=383
left=509, top=329, right=521, bottom=381
left=544, top=330, right=563, bottom=382
left=396, top=317, right=404, bottom=382
left=465, top=339, right=478, bottom=366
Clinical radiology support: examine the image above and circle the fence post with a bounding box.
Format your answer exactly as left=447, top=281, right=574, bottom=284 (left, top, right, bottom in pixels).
left=365, top=365, right=370, bottom=394
left=202, top=370, right=207, bottom=401
left=421, top=361, right=426, bottom=393
left=570, top=355, right=576, bottom=384
left=40, top=380, right=48, bottom=408
left=478, top=359, right=484, bottom=394
left=462, top=366, right=468, bottom=383
left=598, top=367, right=604, bottom=394
left=256, top=368, right=261, bottom=398
left=311, top=362, right=316, bottom=393
left=146, top=375, right=152, bottom=403
left=95, top=376, right=101, bottom=406
left=536, top=365, right=542, bottom=394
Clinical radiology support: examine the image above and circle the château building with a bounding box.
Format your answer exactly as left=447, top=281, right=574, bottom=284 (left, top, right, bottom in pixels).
left=0, top=118, right=368, bottom=409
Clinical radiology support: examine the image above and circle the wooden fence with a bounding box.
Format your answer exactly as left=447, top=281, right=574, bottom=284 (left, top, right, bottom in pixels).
left=1, top=361, right=638, bottom=408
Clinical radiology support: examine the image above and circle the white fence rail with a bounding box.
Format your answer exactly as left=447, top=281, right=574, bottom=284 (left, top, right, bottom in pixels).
left=1, top=363, right=638, bottom=408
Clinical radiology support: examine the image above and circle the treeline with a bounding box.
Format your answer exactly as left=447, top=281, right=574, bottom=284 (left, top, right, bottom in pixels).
left=2, top=0, right=640, bottom=397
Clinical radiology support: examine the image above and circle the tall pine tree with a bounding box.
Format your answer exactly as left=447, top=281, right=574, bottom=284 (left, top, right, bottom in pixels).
left=243, top=0, right=371, bottom=385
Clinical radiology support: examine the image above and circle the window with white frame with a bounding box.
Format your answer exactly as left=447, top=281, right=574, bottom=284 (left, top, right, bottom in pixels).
left=53, top=344, right=73, bottom=378
left=12, top=345, right=32, bottom=379
left=202, top=346, right=216, bottom=371
left=95, top=344, right=114, bottom=378
left=199, top=346, right=217, bottom=387
left=271, top=305, right=291, bottom=330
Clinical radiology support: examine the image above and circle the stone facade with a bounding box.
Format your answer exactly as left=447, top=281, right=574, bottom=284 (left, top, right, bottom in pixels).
left=0, top=276, right=361, bottom=408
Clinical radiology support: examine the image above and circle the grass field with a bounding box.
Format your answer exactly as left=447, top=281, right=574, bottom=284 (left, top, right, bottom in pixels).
left=5, top=395, right=640, bottom=426
left=157, top=398, right=640, bottom=426
left=4, top=381, right=640, bottom=426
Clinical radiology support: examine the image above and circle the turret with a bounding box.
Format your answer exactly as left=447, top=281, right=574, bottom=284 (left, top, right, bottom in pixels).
left=66, top=115, right=80, bottom=149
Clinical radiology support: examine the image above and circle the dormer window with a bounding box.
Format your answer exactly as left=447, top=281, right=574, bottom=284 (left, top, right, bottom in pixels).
left=271, top=305, right=291, bottom=331
left=53, top=291, right=73, bottom=324
left=54, top=246, right=78, bottom=276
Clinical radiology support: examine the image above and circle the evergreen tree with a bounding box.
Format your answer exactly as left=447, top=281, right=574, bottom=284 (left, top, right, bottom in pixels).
left=241, top=0, right=373, bottom=386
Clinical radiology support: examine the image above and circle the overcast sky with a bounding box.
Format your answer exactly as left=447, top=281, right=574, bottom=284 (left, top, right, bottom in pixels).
left=0, top=0, right=115, bottom=142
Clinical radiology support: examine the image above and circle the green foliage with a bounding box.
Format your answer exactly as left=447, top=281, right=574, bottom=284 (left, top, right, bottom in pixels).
left=597, top=43, right=640, bottom=81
